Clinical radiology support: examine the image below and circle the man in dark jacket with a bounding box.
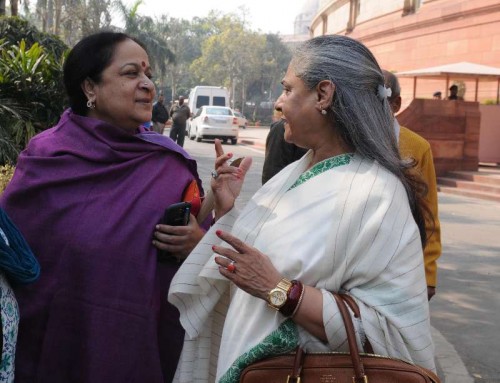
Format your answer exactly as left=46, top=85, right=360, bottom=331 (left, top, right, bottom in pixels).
left=169, top=96, right=191, bottom=147
left=152, top=93, right=169, bottom=134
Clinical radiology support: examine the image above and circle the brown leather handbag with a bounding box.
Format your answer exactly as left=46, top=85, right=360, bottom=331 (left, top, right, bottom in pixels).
left=239, top=293, right=440, bottom=383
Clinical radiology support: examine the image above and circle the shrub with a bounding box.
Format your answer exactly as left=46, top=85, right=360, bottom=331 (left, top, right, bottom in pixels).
left=483, top=99, right=498, bottom=105
left=0, top=17, right=68, bottom=165
left=0, top=165, right=15, bottom=195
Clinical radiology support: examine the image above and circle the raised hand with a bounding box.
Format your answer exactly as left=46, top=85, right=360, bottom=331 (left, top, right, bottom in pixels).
left=211, top=139, right=252, bottom=219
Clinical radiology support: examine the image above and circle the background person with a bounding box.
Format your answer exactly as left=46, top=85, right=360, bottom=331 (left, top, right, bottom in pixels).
left=383, top=70, right=442, bottom=301
left=169, top=95, right=190, bottom=147
left=1, top=31, right=207, bottom=383
left=169, top=35, right=435, bottom=382
left=262, top=113, right=307, bottom=185
left=152, top=92, right=169, bottom=134
left=448, top=84, right=461, bottom=100
left=433, top=91, right=442, bottom=100
left=0, top=207, right=40, bottom=382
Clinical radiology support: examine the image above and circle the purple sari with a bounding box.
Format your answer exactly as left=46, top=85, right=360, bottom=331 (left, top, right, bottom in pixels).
left=1, top=110, right=207, bottom=382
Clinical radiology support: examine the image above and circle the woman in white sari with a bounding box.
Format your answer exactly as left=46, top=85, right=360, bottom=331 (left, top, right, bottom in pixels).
left=168, top=35, right=435, bottom=383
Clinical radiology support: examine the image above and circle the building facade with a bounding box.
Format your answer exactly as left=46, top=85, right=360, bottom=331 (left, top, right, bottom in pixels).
left=310, top=0, right=500, bottom=104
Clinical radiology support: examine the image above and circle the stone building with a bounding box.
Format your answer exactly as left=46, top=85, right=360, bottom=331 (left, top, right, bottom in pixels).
left=309, top=0, right=500, bottom=178
left=309, top=0, right=500, bottom=104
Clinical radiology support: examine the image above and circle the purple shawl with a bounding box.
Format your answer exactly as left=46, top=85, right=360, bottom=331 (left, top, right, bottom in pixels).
left=1, top=110, right=206, bottom=382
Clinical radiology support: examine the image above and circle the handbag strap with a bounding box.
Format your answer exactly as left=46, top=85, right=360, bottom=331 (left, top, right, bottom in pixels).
left=288, top=294, right=368, bottom=383
left=337, top=294, right=374, bottom=354
left=288, top=346, right=305, bottom=382
left=332, top=293, right=368, bottom=383
left=289, top=293, right=441, bottom=383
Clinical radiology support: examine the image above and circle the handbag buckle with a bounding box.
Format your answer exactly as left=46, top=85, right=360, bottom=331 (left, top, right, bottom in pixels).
left=286, top=375, right=301, bottom=383
left=352, top=375, right=369, bottom=383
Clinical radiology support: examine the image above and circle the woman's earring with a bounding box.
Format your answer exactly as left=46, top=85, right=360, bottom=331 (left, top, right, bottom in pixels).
left=321, top=108, right=327, bottom=115
left=86, top=99, right=95, bottom=109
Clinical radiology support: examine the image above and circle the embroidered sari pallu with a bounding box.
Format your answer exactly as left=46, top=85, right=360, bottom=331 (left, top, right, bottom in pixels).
left=240, top=294, right=440, bottom=383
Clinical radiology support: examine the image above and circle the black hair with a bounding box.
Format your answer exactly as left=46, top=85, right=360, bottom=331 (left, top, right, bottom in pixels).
left=63, top=31, right=146, bottom=115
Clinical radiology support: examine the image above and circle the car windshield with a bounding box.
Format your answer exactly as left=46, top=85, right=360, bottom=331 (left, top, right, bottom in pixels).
left=206, top=107, right=231, bottom=116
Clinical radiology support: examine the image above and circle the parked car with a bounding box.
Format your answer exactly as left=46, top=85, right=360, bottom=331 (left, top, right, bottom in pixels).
left=186, top=86, right=230, bottom=135
left=232, top=110, right=248, bottom=129
left=188, top=106, right=239, bottom=144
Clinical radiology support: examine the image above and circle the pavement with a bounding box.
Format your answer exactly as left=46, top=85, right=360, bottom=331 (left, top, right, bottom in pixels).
left=237, top=125, right=476, bottom=383
left=238, top=125, right=268, bottom=150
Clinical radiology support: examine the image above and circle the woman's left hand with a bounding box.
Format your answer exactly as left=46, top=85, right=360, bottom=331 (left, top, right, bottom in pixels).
left=153, top=214, right=205, bottom=260
left=212, top=230, right=283, bottom=300
left=211, top=139, right=252, bottom=219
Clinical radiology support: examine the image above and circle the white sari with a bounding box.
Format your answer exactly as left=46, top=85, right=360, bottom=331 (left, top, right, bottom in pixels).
left=168, top=153, right=435, bottom=383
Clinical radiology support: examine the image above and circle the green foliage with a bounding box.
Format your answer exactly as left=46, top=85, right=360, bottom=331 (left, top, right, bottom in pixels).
left=0, top=17, right=69, bottom=165
left=0, top=16, right=67, bottom=57
left=190, top=14, right=267, bottom=110
left=0, top=164, right=15, bottom=195
left=483, top=99, right=498, bottom=105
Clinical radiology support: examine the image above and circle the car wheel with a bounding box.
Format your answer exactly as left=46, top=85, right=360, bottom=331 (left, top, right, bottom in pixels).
left=231, top=138, right=237, bottom=145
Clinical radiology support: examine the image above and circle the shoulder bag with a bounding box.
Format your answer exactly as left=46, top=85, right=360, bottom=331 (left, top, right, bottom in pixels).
left=239, top=293, right=440, bottom=383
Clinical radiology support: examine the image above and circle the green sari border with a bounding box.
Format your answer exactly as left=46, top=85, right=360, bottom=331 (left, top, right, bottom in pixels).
left=289, top=153, right=353, bottom=190
left=219, top=319, right=299, bottom=383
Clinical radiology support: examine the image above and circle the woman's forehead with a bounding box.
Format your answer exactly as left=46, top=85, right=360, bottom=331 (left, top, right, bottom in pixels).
left=111, top=39, right=149, bottom=64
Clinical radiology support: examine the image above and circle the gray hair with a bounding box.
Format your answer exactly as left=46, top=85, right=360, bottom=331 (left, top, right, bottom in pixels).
left=292, top=35, right=400, bottom=180
left=382, top=69, right=401, bottom=100
left=291, top=35, right=427, bottom=245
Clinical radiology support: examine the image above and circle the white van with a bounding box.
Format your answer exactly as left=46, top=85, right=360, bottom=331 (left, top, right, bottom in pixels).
left=187, top=86, right=230, bottom=117
left=186, top=86, right=230, bottom=136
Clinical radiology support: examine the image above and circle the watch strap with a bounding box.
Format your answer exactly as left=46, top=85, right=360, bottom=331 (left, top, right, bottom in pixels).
left=280, top=280, right=304, bottom=317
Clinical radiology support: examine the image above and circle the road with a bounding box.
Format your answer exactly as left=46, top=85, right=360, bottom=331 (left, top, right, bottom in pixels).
left=177, top=132, right=500, bottom=383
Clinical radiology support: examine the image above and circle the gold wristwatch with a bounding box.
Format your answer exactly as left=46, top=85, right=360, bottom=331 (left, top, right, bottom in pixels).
left=267, top=278, right=293, bottom=310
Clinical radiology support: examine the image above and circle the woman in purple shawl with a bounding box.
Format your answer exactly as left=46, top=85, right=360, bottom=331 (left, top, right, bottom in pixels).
left=0, top=32, right=208, bottom=382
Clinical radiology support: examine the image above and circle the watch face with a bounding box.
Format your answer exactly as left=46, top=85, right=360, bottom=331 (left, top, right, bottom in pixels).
left=269, top=290, right=287, bottom=307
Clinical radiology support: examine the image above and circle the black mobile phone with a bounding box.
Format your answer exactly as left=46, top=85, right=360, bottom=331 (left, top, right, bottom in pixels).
left=158, top=202, right=191, bottom=263
left=162, top=202, right=191, bottom=226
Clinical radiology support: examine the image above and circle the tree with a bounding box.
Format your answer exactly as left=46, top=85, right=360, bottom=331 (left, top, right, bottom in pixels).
left=1, top=0, right=29, bottom=16
left=153, top=16, right=188, bottom=99
left=190, top=14, right=265, bottom=111
left=246, top=34, right=291, bottom=122
left=29, top=0, right=113, bottom=46
left=10, top=0, right=17, bottom=16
